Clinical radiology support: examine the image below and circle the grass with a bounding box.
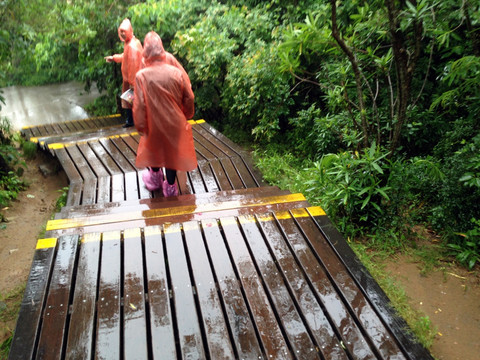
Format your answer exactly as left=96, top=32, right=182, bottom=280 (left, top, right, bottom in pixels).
left=351, top=242, right=437, bottom=348
left=0, top=284, right=25, bottom=359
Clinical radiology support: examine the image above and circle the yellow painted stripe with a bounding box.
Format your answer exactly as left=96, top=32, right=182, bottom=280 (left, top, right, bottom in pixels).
left=144, top=226, right=162, bottom=237
left=48, top=143, right=66, bottom=150
left=36, top=238, right=57, bottom=249
left=102, top=231, right=121, bottom=241
left=46, top=193, right=306, bottom=231
left=30, top=137, right=39, bottom=143
left=124, top=228, right=141, bottom=239
left=306, top=206, right=326, bottom=217
left=187, top=119, right=206, bottom=125
left=82, top=233, right=101, bottom=243
left=47, top=131, right=139, bottom=150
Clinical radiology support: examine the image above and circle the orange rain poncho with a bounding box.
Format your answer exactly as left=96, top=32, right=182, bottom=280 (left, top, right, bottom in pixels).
left=133, top=31, right=197, bottom=172
left=111, top=19, right=143, bottom=109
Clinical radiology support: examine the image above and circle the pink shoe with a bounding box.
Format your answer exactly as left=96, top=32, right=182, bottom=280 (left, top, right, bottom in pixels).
left=142, top=169, right=163, bottom=191
left=162, top=180, right=178, bottom=197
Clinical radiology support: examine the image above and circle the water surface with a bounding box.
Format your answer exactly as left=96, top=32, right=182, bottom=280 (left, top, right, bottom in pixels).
left=1, top=81, right=101, bottom=131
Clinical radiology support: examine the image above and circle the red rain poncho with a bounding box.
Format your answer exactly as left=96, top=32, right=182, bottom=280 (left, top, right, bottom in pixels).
left=112, top=19, right=143, bottom=109
left=133, top=31, right=196, bottom=172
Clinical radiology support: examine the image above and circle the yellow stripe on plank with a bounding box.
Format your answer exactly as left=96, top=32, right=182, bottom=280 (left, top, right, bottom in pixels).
left=47, top=131, right=139, bottom=150
left=30, top=137, right=39, bottom=143
left=306, top=206, right=326, bottom=217
left=36, top=238, right=57, bottom=249
left=187, top=119, right=206, bottom=125
left=124, top=228, right=141, bottom=239
left=46, top=193, right=307, bottom=231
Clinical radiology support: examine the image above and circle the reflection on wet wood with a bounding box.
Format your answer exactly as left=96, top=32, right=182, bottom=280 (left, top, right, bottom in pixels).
left=65, top=233, right=101, bottom=359
left=36, top=235, right=78, bottom=359
left=95, top=231, right=121, bottom=360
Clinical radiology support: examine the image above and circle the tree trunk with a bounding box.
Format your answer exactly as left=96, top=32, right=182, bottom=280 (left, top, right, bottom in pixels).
left=385, top=0, right=422, bottom=154
left=330, top=0, right=369, bottom=148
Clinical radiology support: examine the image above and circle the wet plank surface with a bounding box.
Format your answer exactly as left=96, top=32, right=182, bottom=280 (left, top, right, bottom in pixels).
left=10, top=205, right=433, bottom=360
left=10, top=117, right=433, bottom=360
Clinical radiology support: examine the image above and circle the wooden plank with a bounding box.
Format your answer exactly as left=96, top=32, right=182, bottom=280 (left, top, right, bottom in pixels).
left=284, top=209, right=382, bottom=359
left=164, top=223, right=206, bottom=359
left=54, top=147, right=81, bottom=182
left=220, top=216, right=293, bottom=360
left=137, top=171, right=152, bottom=200
left=176, top=171, right=194, bottom=196
left=197, top=161, right=220, bottom=192
left=123, top=228, right=149, bottom=359
left=183, top=221, right=236, bottom=359
left=96, top=176, right=111, bottom=204
left=301, top=208, right=426, bottom=360
left=208, top=159, right=233, bottom=191
left=220, top=159, right=245, bottom=189
left=111, top=173, right=125, bottom=202
left=197, top=122, right=265, bottom=185
left=197, top=121, right=247, bottom=157
left=121, top=134, right=139, bottom=155
left=110, top=136, right=139, bottom=170
left=188, top=168, right=207, bottom=194
left=65, top=145, right=97, bottom=204
left=256, top=212, right=349, bottom=359
left=29, top=126, right=42, bottom=138
left=21, top=126, right=35, bottom=140
left=95, top=231, right=122, bottom=360
left=66, top=180, right=83, bottom=207
left=192, top=139, right=215, bottom=161
left=299, top=210, right=406, bottom=358
left=99, top=137, right=136, bottom=174
left=88, top=140, right=122, bottom=175
left=124, top=171, right=140, bottom=201
left=192, top=125, right=234, bottom=158
left=238, top=215, right=320, bottom=359
left=65, top=233, right=101, bottom=359
left=144, top=226, right=177, bottom=359
left=77, top=143, right=109, bottom=178
left=36, top=235, right=79, bottom=359
left=200, top=218, right=263, bottom=359
left=36, top=125, right=48, bottom=136
left=8, top=239, right=57, bottom=360
left=231, top=156, right=259, bottom=188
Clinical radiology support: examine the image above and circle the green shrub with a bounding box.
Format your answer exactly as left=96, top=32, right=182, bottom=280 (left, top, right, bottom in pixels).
left=310, top=143, right=392, bottom=230
left=22, top=141, right=37, bottom=160
left=448, top=218, right=480, bottom=270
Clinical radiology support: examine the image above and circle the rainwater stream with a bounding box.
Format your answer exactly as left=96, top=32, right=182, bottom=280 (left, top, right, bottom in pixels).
left=1, top=81, right=102, bottom=131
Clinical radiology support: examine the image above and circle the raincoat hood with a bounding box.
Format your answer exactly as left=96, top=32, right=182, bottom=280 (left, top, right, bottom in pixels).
left=118, top=18, right=134, bottom=42
left=143, top=31, right=166, bottom=66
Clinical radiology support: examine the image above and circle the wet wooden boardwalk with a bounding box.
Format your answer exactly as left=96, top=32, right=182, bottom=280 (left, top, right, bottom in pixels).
left=9, top=116, right=433, bottom=359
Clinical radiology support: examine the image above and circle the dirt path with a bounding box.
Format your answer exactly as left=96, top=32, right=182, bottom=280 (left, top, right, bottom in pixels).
left=385, top=255, right=480, bottom=360
left=0, top=152, right=68, bottom=344
left=1, top=152, right=479, bottom=359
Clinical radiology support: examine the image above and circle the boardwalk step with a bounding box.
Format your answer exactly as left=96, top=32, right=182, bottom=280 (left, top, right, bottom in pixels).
left=57, top=186, right=288, bottom=218
left=45, top=192, right=310, bottom=237
left=21, top=115, right=124, bottom=142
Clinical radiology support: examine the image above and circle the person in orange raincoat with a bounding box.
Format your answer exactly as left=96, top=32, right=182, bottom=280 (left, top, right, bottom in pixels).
left=133, top=31, right=196, bottom=197
left=105, top=18, right=143, bottom=128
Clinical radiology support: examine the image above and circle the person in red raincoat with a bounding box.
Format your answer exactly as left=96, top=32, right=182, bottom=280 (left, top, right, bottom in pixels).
left=105, top=18, right=143, bottom=128
left=133, top=31, right=196, bottom=197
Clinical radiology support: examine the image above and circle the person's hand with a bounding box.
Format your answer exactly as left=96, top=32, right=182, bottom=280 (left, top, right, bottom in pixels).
left=105, top=55, right=114, bottom=63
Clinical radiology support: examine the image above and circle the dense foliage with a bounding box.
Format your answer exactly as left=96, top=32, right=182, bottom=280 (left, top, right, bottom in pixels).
left=1, top=0, right=479, bottom=269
